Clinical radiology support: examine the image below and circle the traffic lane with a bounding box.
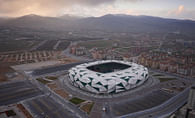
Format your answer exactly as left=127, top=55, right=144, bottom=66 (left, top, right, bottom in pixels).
left=0, top=88, right=42, bottom=106
left=0, top=81, right=28, bottom=89
left=0, top=81, right=40, bottom=97
left=0, top=81, right=43, bottom=106
left=0, top=81, right=39, bottom=97
left=25, top=96, right=79, bottom=118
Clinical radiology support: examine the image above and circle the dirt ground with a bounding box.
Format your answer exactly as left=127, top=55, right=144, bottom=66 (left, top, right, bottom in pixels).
left=0, top=62, right=15, bottom=82
left=54, top=89, right=69, bottom=99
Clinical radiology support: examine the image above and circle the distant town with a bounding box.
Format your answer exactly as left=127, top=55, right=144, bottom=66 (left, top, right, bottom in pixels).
left=69, top=33, right=195, bottom=78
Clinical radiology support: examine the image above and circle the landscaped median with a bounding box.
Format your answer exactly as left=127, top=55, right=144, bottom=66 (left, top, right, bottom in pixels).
left=36, top=76, right=59, bottom=84
left=45, top=76, right=58, bottom=80
left=157, top=77, right=176, bottom=82
left=69, top=97, right=94, bottom=114
left=151, top=73, right=176, bottom=82
left=80, top=102, right=94, bottom=114
left=36, top=78, right=50, bottom=84
left=69, top=97, right=86, bottom=105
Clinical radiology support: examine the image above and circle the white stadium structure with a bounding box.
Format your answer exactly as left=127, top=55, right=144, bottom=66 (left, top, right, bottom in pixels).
left=68, top=60, right=149, bottom=94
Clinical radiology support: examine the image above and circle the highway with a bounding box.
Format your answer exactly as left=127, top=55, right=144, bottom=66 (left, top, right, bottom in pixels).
left=0, top=81, right=43, bottom=106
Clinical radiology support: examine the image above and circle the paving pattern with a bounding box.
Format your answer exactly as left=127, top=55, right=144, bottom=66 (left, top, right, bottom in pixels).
left=0, top=81, right=43, bottom=106
left=24, top=96, right=80, bottom=118
left=111, top=90, right=174, bottom=116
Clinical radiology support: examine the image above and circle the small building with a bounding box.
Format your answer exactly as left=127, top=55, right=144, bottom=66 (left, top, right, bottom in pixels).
left=151, top=60, right=160, bottom=69
left=177, top=65, right=191, bottom=76
left=190, top=66, right=195, bottom=77
left=159, top=61, right=169, bottom=71
left=168, top=63, right=178, bottom=73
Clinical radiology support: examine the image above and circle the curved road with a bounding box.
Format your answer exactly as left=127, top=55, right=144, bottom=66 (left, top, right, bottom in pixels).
left=119, top=87, right=190, bottom=118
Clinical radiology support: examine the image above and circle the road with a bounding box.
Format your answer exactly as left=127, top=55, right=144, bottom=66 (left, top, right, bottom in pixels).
left=0, top=81, right=43, bottom=106
left=27, top=73, right=88, bottom=118
left=119, top=87, right=190, bottom=118
left=24, top=95, right=82, bottom=118
left=112, top=90, right=174, bottom=117
left=53, top=40, right=61, bottom=50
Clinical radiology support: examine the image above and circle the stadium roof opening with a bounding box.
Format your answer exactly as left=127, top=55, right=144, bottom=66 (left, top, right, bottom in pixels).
left=86, top=62, right=131, bottom=73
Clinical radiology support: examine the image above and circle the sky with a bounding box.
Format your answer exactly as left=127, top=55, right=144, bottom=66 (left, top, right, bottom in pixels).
left=0, top=0, right=195, bottom=20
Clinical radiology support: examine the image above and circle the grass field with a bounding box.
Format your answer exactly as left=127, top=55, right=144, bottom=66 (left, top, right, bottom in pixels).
left=69, top=97, right=85, bottom=105
left=157, top=77, right=176, bottom=82
left=151, top=72, right=177, bottom=82
left=152, top=74, right=164, bottom=77
left=45, top=76, right=58, bottom=80
left=0, top=40, right=33, bottom=52
left=36, top=78, right=50, bottom=84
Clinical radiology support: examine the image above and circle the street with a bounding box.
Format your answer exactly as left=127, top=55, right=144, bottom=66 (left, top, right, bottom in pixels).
left=0, top=81, right=43, bottom=106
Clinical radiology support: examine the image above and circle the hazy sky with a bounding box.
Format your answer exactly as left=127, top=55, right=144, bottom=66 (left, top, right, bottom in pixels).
left=0, top=0, right=195, bottom=20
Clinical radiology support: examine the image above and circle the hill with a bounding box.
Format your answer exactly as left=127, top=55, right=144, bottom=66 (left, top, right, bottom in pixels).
left=0, top=14, right=195, bottom=34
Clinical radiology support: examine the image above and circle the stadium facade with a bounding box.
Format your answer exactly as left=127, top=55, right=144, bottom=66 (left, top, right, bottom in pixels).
left=68, top=60, right=149, bottom=94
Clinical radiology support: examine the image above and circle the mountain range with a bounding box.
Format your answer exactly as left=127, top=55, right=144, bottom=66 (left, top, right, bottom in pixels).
left=0, top=14, right=195, bottom=34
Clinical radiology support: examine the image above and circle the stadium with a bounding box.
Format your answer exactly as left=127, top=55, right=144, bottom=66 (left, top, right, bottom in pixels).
left=68, top=60, right=149, bottom=94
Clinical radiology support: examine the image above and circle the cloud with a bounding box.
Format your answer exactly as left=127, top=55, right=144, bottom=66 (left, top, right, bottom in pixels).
left=167, top=5, right=185, bottom=16
left=176, top=5, right=184, bottom=15
left=0, top=0, right=194, bottom=20
left=165, top=5, right=195, bottom=20
left=0, top=0, right=144, bottom=17
left=0, top=0, right=118, bottom=16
